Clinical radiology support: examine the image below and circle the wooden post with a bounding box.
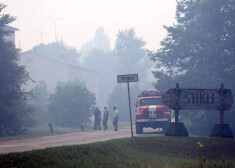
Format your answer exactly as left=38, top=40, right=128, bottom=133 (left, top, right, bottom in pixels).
left=80, top=124, right=84, bottom=132
left=165, top=83, right=188, bottom=136
left=49, top=123, right=53, bottom=133
left=210, top=83, right=233, bottom=138
left=220, top=110, right=224, bottom=124
left=175, top=110, right=179, bottom=123
left=220, top=83, right=224, bottom=124
left=0, top=126, right=6, bottom=136
left=174, top=83, right=180, bottom=123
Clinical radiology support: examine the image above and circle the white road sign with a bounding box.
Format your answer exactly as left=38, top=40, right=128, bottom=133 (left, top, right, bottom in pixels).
left=117, top=74, right=138, bottom=83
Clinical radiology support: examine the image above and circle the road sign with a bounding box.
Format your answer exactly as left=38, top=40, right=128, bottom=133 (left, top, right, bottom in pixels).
left=162, top=88, right=233, bottom=111
left=163, top=83, right=234, bottom=137
left=117, top=74, right=139, bottom=138
left=117, top=74, right=138, bottom=83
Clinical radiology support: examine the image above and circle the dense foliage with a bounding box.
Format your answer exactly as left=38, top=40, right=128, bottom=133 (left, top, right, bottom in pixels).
left=32, top=81, right=49, bottom=105
left=82, top=28, right=153, bottom=108
left=115, top=29, right=147, bottom=78
left=32, top=41, right=79, bottom=64
left=151, top=0, right=235, bottom=135
left=0, top=4, right=34, bottom=136
left=107, top=28, right=154, bottom=121
left=83, top=49, right=118, bottom=105
left=48, top=81, right=96, bottom=127
left=30, top=81, right=50, bottom=125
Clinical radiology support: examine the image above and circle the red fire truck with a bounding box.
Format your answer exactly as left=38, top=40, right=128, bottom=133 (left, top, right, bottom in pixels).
left=135, top=89, right=171, bottom=134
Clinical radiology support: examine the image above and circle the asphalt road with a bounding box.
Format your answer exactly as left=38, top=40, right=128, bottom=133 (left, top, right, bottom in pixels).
left=0, top=127, right=163, bottom=154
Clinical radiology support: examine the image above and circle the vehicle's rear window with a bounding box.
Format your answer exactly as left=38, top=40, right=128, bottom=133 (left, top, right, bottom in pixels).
left=140, top=98, right=163, bottom=106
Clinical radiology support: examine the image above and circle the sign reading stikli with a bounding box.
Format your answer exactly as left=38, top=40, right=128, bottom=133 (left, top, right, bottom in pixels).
left=117, top=74, right=138, bottom=83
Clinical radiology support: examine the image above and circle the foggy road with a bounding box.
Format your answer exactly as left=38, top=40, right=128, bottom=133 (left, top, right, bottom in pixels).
left=0, top=128, right=132, bottom=154
left=0, top=128, right=163, bottom=154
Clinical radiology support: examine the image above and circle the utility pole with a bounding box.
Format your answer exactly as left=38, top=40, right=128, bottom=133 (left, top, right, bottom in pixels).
left=43, top=17, right=63, bottom=42
left=34, top=31, right=47, bottom=44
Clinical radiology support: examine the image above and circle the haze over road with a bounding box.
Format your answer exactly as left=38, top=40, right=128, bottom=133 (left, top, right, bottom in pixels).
left=0, top=128, right=162, bottom=154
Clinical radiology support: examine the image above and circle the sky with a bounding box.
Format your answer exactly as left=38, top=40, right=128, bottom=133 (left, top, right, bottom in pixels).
left=4, top=0, right=176, bottom=52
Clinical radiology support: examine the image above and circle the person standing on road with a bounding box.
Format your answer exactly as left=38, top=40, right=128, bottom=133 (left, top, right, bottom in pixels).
left=102, top=107, right=109, bottom=130
left=93, top=107, right=101, bottom=130
left=113, top=107, right=119, bottom=131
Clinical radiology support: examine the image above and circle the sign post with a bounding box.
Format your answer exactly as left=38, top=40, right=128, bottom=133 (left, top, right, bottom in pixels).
left=163, top=83, right=189, bottom=136
left=162, top=83, right=233, bottom=138
left=117, top=74, right=138, bottom=138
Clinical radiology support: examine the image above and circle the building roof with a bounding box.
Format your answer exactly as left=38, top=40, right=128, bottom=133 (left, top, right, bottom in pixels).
left=3, top=25, right=19, bottom=31
left=20, top=50, right=98, bottom=73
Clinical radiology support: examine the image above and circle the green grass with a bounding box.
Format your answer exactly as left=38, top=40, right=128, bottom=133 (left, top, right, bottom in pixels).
left=0, top=136, right=235, bottom=168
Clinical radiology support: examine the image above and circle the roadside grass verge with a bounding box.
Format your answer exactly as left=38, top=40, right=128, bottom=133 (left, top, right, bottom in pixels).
left=0, top=136, right=234, bottom=168
left=0, top=122, right=130, bottom=140
left=0, top=124, right=83, bottom=140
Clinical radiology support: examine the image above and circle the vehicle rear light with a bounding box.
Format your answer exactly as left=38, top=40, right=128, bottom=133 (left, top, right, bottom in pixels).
left=135, top=113, right=143, bottom=119
left=137, top=114, right=142, bottom=118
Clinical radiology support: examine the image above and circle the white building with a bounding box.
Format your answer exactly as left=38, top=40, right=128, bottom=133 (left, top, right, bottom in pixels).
left=20, top=50, right=99, bottom=97
left=4, top=25, right=99, bottom=99
left=3, top=25, right=19, bottom=44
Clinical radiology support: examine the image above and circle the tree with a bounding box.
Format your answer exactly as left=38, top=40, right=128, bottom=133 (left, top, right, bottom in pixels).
left=32, top=41, right=80, bottom=64
left=0, top=4, right=34, bottom=136
left=32, top=81, right=49, bottom=105
left=114, top=28, right=155, bottom=87
left=48, top=81, right=96, bottom=127
left=115, top=29, right=147, bottom=76
left=83, top=49, right=118, bottom=106
left=78, top=27, right=114, bottom=106
left=151, top=0, right=235, bottom=135
left=107, top=29, right=155, bottom=122
left=152, top=0, right=235, bottom=88
left=79, top=27, right=111, bottom=62
left=30, top=81, right=50, bottom=126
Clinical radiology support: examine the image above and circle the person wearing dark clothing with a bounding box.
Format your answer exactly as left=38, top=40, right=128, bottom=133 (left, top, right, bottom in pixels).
left=93, top=107, right=101, bottom=130
left=102, top=107, right=109, bottom=130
